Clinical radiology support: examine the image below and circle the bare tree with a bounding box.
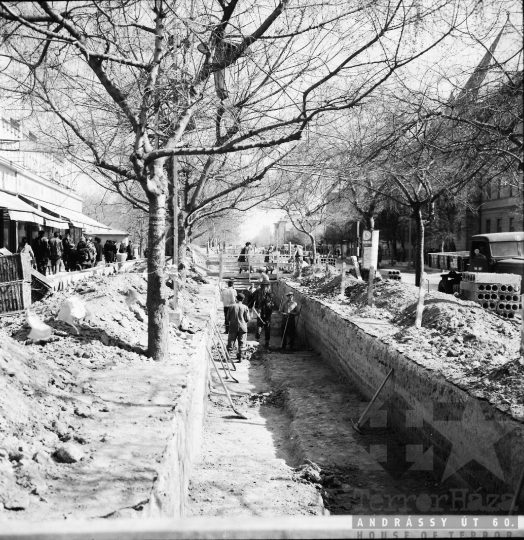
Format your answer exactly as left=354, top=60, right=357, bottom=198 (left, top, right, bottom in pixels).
left=0, top=0, right=481, bottom=359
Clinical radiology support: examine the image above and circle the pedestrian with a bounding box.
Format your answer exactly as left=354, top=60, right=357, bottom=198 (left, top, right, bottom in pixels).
left=49, top=231, right=63, bottom=275
left=17, top=236, right=35, bottom=267
left=93, top=237, right=103, bottom=266
left=293, top=244, right=304, bottom=274
left=226, top=292, right=250, bottom=362
left=237, top=242, right=251, bottom=273
left=119, top=241, right=126, bottom=254
left=126, top=241, right=135, bottom=261
left=32, top=230, right=49, bottom=275
left=110, top=240, right=118, bottom=262
left=220, top=279, right=237, bottom=334
left=62, top=232, right=73, bottom=271
left=279, top=291, right=299, bottom=351
left=103, top=239, right=112, bottom=263
left=253, top=277, right=275, bottom=349
left=76, top=236, right=91, bottom=268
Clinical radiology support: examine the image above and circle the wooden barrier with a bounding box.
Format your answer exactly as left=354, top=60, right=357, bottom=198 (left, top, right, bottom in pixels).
left=0, top=253, right=32, bottom=314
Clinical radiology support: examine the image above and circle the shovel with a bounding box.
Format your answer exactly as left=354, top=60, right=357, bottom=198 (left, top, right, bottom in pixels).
left=280, top=314, right=291, bottom=349
left=206, top=343, right=248, bottom=419
left=211, top=332, right=239, bottom=383
left=212, top=321, right=237, bottom=371
left=352, top=368, right=394, bottom=433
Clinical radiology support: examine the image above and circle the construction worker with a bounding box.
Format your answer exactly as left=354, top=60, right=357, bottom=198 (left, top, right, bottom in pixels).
left=252, top=277, right=275, bottom=349
left=220, top=279, right=237, bottom=334
left=227, top=293, right=250, bottom=362
left=279, top=291, right=299, bottom=351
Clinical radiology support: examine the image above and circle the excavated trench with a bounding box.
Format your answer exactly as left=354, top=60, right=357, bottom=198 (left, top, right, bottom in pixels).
left=188, top=311, right=496, bottom=517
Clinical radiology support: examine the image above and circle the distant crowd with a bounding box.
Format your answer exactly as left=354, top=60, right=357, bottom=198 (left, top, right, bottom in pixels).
left=17, top=231, right=136, bottom=276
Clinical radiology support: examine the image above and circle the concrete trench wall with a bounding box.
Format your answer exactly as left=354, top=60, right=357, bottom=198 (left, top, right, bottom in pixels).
left=274, top=280, right=524, bottom=499
left=144, top=284, right=216, bottom=518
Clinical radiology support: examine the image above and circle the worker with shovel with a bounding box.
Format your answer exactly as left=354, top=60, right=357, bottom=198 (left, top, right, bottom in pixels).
left=252, top=276, right=275, bottom=349
left=279, top=291, right=299, bottom=351
left=227, top=293, right=250, bottom=362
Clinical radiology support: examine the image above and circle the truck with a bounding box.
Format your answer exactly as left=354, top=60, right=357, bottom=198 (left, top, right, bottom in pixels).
left=437, top=232, right=524, bottom=294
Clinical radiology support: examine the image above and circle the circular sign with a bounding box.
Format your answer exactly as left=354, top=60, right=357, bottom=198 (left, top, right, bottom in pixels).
left=515, top=235, right=522, bottom=241
left=363, top=230, right=372, bottom=241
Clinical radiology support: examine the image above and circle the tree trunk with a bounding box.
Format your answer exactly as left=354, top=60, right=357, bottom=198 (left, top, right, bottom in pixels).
left=147, top=191, right=169, bottom=361
left=413, top=207, right=425, bottom=287
left=308, top=233, right=317, bottom=266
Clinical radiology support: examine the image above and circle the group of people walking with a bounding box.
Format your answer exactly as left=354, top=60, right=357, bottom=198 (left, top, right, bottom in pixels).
left=18, top=231, right=135, bottom=276
left=237, top=242, right=277, bottom=274
left=220, top=276, right=299, bottom=361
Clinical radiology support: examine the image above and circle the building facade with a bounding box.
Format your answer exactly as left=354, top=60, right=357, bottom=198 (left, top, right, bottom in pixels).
left=0, top=114, right=127, bottom=253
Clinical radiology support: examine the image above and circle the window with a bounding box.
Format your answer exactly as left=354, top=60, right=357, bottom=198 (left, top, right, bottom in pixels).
left=509, top=218, right=515, bottom=232
left=490, top=241, right=523, bottom=258
left=486, top=219, right=491, bottom=233
left=495, top=179, right=501, bottom=199
left=496, top=218, right=502, bottom=233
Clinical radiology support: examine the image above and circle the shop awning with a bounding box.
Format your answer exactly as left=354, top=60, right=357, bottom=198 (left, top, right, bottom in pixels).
left=0, top=190, right=45, bottom=225
left=40, top=202, right=115, bottom=230
left=84, top=225, right=128, bottom=236
left=44, top=217, right=69, bottom=229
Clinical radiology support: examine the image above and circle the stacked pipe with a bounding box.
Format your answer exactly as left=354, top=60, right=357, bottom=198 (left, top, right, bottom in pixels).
left=386, top=270, right=402, bottom=281
left=460, top=272, right=522, bottom=319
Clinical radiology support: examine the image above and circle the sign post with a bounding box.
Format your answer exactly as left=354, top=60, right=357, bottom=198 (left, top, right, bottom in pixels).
left=367, top=266, right=375, bottom=307
left=340, top=262, right=346, bottom=299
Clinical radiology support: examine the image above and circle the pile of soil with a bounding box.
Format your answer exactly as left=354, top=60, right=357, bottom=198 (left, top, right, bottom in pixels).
left=292, top=272, right=524, bottom=421
left=0, top=266, right=207, bottom=518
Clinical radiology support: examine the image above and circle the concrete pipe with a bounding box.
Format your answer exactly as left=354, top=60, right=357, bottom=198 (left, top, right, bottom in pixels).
left=492, top=285, right=499, bottom=291
left=477, top=293, right=484, bottom=300
left=489, top=302, right=497, bottom=309
left=482, top=302, right=489, bottom=309
left=500, top=285, right=507, bottom=292
left=479, top=284, right=486, bottom=291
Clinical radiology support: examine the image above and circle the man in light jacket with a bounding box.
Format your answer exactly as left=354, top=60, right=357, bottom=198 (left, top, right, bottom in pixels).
left=220, top=280, right=237, bottom=334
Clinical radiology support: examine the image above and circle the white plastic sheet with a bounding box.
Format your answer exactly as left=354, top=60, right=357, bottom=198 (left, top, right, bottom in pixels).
left=57, top=296, right=88, bottom=332
left=26, top=311, right=53, bottom=341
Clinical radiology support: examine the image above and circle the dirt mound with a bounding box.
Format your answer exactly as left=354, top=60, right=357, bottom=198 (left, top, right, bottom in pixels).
left=0, top=267, right=207, bottom=518
left=291, top=274, right=523, bottom=420
left=301, top=273, right=358, bottom=296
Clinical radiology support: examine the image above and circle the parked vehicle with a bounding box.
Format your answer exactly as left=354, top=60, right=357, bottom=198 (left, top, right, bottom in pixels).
left=438, top=232, right=524, bottom=294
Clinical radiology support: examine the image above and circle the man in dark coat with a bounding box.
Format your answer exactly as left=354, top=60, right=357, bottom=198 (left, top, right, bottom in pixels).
left=103, top=240, right=112, bottom=263
left=32, top=230, right=49, bottom=275
left=226, top=293, right=250, bottom=362
left=252, top=278, right=275, bottom=349
left=62, top=232, right=73, bottom=271
left=94, top=237, right=103, bottom=266
left=237, top=242, right=251, bottom=273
